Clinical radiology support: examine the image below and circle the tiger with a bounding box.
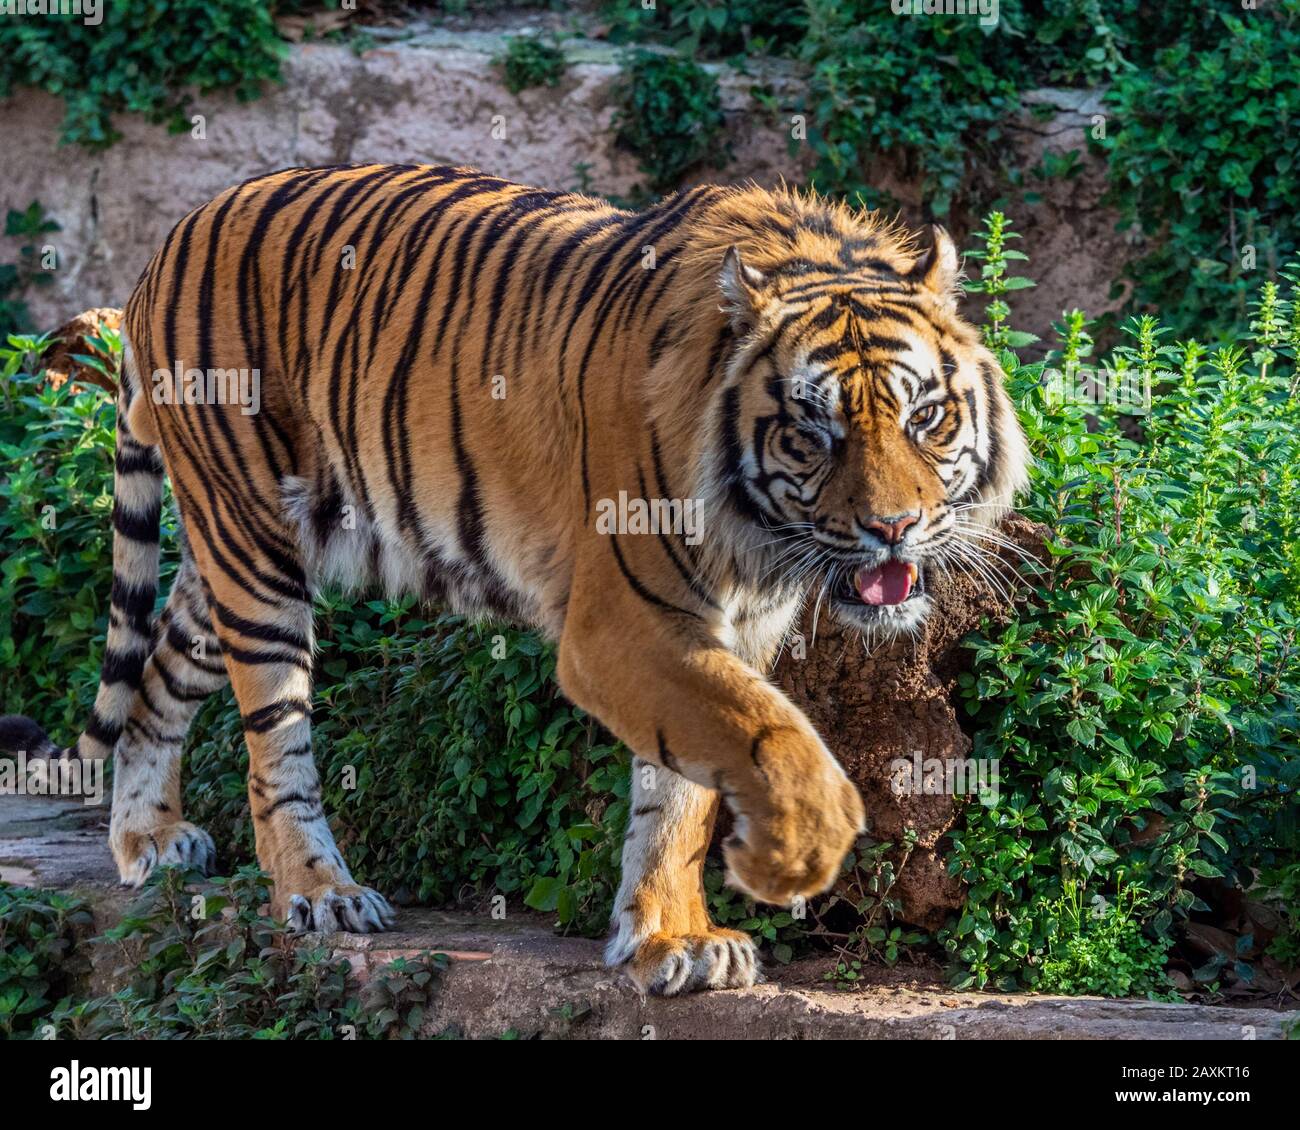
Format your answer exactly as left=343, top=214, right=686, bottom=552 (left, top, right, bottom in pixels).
left=4, top=165, right=1027, bottom=996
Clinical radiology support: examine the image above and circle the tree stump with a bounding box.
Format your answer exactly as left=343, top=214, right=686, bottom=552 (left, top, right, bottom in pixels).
left=774, top=515, right=1050, bottom=930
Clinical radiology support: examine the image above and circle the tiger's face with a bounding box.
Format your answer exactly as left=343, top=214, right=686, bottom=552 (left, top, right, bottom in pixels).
left=712, top=225, right=1029, bottom=637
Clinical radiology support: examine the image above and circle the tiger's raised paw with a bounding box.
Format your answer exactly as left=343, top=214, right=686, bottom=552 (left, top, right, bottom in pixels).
left=114, top=821, right=216, bottom=887
left=622, top=929, right=762, bottom=996
left=286, top=884, right=396, bottom=934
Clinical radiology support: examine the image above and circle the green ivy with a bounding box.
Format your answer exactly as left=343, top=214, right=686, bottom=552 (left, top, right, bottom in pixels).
left=493, top=34, right=566, bottom=95
left=611, top=49, right=727, bottom=197
left=1098, top=3, right=1300, bottom=338
left=0, top=0, right=286, bottom=148
left=0, top=203, right=60, bottom=341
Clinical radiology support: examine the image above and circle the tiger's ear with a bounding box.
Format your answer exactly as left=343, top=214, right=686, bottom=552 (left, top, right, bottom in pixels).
left=718, top=246, right=769, bottom=334
left=908, top=224, right=960, bottom=308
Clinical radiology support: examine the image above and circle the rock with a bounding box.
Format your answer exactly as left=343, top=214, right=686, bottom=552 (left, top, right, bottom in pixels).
left=0, top=24, right=1125, bottom=343
left=323, top=909, right=1291, bottom=1040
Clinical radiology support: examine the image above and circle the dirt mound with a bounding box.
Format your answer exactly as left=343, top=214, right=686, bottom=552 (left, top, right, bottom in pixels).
left=776, top=515, right=1050, bottom=929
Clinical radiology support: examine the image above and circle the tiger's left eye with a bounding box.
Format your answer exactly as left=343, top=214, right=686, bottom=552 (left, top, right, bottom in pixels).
left=909, top=404, right=939, bottom=429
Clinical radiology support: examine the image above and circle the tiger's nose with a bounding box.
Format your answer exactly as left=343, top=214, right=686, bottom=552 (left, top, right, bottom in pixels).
left=864, top=512, right=920, bottom=546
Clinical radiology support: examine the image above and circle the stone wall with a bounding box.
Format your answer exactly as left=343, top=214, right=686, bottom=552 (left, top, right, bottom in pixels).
left=0, top=24, right=1130, bottom=342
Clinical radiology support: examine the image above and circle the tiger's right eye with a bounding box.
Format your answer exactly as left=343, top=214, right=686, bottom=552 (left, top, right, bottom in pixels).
left=909, top=404, right=939, bottom=429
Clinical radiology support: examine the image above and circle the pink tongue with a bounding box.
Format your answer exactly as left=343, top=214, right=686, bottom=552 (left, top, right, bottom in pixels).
left=856, top=561, right=913, bottom=606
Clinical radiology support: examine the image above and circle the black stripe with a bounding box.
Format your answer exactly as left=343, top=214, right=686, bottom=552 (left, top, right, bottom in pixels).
left=607, top=535, right=701, bottom=621
left=111, top=500, right=161, bottom=543
left=98, top=646, right=148, bottom=689
left=656, top=731, right=682, bottom=776
left=110, top=576, right=157, bottom=634
left=243, top=698, right=313, bottom=733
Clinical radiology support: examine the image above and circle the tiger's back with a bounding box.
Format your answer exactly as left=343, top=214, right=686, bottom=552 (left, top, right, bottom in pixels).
left=126, top=164, right=696, bottom=633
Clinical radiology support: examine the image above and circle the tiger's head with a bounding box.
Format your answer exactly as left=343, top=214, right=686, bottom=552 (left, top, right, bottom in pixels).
left=691, top=191, right=1029, bottom=638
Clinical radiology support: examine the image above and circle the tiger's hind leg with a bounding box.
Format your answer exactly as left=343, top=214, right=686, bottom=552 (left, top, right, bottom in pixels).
left=605, top=760, right=760, bottom=995
left=183, top=503, right=394, bottom=934
left=108, top=549, right=228, bottom=884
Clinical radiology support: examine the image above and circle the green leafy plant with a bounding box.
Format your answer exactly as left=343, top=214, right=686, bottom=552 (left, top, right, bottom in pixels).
left=812, top=832, right=928, bottom=975
left=944, top=214, right=1300, bottom=991
left=0, top=0, right=286, bottom=148
left=611, top=49, right=727, bottom=196
left=0, top=882, right=94, bottom=1039
left=1036, top=879, right=1173, bottom=997
left=0, top=203, right=60, bottom=341
left=494, top=35, right=566, bottom=95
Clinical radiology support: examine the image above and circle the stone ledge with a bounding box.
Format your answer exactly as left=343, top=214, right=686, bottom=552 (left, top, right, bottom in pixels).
left=4, top=792, right=1290, bottom=1040
left=321, top=909, right=1291, bottom=1040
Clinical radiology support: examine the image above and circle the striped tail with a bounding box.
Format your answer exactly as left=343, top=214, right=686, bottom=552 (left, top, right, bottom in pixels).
left=0, top=340, right=164, bottom=762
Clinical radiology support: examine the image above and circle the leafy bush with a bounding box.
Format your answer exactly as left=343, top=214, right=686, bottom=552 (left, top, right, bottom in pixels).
left=0, top=882, right=93, bottom=1039
left=0, top=0, right=286, bottom=148
left=494, top=34, right=566, bottom=95
left=183, top=612, right=631, bottom=935
left=1099, top=3, right=1300, bottom=337
left=611, top=49, right=727, bottom=197
left=1035, top=880, right=1172, bottom=998
left=945, top=215, right=1300, bottom=991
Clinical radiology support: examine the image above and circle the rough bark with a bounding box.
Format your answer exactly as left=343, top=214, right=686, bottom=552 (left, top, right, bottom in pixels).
left=776, top=515, right=1051, bottom=930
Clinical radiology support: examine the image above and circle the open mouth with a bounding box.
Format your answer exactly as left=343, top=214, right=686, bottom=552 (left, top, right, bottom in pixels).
left=832, top=560, right=925, bottom=607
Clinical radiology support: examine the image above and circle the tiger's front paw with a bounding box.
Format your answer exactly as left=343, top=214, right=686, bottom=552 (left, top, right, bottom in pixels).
left=112, top=821, right=217, bottom=887
left=285, top=883, right=396, bottom=934
left=723, top=731, right=865, bottom=905
left=616, top=928, right=761, bottom=996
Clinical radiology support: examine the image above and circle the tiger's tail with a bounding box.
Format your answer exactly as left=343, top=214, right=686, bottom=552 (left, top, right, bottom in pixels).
left=0, top=335, right=164, bottom=763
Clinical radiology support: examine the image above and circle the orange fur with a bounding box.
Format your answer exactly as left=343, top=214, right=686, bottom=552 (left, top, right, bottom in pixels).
left=32, top=166, right=1026, bottom=989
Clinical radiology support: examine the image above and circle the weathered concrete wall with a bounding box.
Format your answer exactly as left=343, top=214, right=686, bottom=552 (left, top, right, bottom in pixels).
left=0, top=26, right=1129, bottom=342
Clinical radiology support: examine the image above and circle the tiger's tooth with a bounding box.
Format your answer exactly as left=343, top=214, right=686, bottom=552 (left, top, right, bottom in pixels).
left=907, top=562, right=918, bottom=585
